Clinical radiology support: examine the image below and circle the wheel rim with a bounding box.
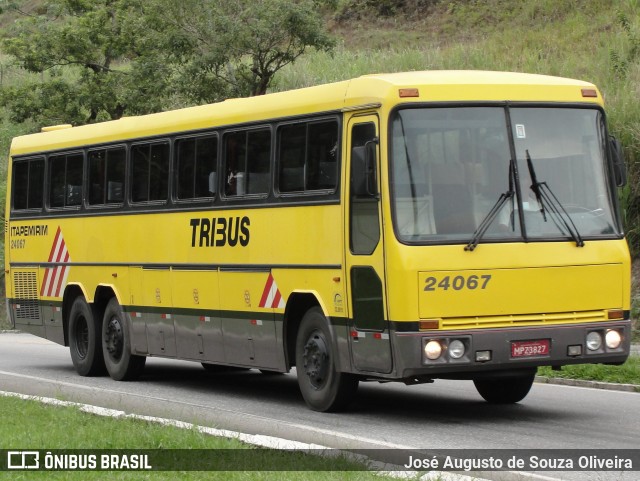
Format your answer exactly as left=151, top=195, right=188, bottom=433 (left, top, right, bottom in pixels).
left=73, top=315, right=89, bottom=360
left=302, top=330, right=329, bottom=389
left=104, top=315, right=124, bottom=362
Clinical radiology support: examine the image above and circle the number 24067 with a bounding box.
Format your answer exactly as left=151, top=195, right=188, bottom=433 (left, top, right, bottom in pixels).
left=424, top=274, right=492, bottom=292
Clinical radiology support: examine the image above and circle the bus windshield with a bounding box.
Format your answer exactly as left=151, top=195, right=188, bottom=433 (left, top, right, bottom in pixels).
left=390, top=106, right=620, bottom=245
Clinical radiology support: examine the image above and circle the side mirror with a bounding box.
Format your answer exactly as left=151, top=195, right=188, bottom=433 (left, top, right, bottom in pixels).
left=610, top=136, right=627, bottom=187
left=351, top=138, right=379, bottom=198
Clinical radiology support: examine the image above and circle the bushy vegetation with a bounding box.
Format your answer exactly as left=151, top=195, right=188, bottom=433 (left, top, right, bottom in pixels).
left=318, top=0, right=640, bottom=255
left=538, top=356, right=640, bottom=386
left=0, top=0, right=639, bottom=257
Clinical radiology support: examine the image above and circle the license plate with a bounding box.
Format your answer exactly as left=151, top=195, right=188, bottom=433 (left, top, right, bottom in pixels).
left=511, top=339, right=550, bottom=358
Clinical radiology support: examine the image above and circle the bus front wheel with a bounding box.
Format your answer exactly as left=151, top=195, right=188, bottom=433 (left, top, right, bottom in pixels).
left=295, top=307, right=358, bottom=412
left=68, top=297, right=105, bottom=376
left=102, top=298, right=146, bottom=381
left=473, top=371, right=535, bottom=404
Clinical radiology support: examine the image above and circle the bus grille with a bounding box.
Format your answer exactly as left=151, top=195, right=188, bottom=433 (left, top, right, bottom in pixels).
left=12, top=270, right=41, bottom=321
left=440, top=310, right=607, bottom=329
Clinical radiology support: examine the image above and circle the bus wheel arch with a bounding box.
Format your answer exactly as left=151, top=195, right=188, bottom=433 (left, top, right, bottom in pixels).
left=62, top=284, right=89, bottom=346
left=93, top=285, right=119, bottom=322
left=102, top=297, right=145, bottom=381
left=283, top=292, right=324, bottom=370
left=294, top=306, right=358, bottom=412
left=66, top=291, right=106, bottom=376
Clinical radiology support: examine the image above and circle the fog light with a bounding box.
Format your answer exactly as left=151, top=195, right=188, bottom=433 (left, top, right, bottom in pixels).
left=605, top=329, right=622, bottom=349
left=449, top=340, right=465, bottom=359
left=586, top=331, right=602, bottom=351
left=424, top=340, right=443, bottom=360
left=476, top=350, right=491, bottom=362
left=567, top=345, right=582, bottom=357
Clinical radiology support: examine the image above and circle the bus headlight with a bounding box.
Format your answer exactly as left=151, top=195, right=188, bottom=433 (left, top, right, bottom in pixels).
left=586, top=331, right=602, bottom=351
left=605, top=329, right=622, bottom=349
left=448, top=340, right=465, bottom=359
left=424, top=340, right=443, bottom=360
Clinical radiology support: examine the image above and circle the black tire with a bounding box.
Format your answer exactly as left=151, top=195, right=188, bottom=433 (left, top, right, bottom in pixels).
left=68, top=297, right=105, bottom=376
left=473, top=371, right=535, bottom=404
left=102, top=298, right=145, bottom=381
left=295, top=307, right=358, bottom=412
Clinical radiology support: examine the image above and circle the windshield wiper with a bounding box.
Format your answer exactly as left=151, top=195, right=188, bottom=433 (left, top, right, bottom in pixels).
left=526, top=149, right=547, bottom=222
left=525, top=150, right=585, bottom=247
left=465, top=161, right=515, bottom=252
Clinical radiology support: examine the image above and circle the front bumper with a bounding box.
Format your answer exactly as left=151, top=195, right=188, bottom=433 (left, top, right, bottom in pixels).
left=393, top=320, right=631, bottom=380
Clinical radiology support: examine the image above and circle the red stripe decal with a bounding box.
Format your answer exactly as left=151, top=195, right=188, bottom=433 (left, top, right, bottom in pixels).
left=47, top=227, right=62, bottom=262
left=259, top=273, right=274, bottom=308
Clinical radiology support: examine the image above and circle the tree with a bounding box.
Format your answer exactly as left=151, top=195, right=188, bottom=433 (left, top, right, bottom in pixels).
left=147, top=0, right=336, bottom=104
left=1, top=0, right=335, bottom=126
left=1, top=0, right=171, bottom=125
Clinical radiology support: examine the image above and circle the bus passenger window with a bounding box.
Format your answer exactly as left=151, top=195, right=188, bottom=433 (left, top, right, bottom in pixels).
left=12, top=157, right=44, bottom=211
left=278, top=123, right=306, bottom=192
left=131, top=142, right=169, bottom=203
left=277, top=119, right=338, bottom=193
left=308, top=120, right=338, bottom=190
left=224, top=128, right=271, bottom=197
left=88, top=147, right=125, bottom=205
left=12, top=162, right=29, bottom=210
left=49, top=153, right=83, bottom=208
left=176, top=135, right=218, bottom=200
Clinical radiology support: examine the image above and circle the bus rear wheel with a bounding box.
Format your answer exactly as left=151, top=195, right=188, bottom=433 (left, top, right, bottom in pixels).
left=473, top=371, right=535, bottom=404
left=102, top=298, right=145, bottom=381
left=68, top=297, right=105, bottom=376
left=295, top=307, right=358, bottom=412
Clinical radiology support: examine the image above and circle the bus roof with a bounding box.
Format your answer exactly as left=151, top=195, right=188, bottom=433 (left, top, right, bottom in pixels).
left=9, top=70, right=601, bottom=156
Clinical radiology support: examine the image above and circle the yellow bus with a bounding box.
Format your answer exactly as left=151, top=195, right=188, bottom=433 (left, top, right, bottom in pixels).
left=5, top=71, right=631, bottom=411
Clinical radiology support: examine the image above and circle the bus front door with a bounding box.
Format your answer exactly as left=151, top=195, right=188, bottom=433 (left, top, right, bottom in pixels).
left=345, top=115, right=392, bottom=374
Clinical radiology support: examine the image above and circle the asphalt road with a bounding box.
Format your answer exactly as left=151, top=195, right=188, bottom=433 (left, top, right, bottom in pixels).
left=0, top=332, right=638, bottom=481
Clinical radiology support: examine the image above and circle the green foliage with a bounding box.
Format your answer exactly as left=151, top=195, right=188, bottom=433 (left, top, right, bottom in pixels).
left=292, top=0, right=640, bottom=257
left=0, top=0, right=169, bottom=124
left=336, top=0, right=438, bottom=20
left=609, top=6, right=640, bottom=77
left=0, top=395, right=396, bottom=480
left=604, top=2, right=640, bottom=256
left=145, top=0, right=335, bottom=104
left=0, top=0, right=334, bottom=123
left=1, top=0, right=640, bottom=258
left=537, top=356, right=640, bottom=385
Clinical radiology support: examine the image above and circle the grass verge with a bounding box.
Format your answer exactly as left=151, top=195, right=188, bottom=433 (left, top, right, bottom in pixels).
left=0, top=395, right=400, bottom=480
left=537, top=356, right=640, bottom=386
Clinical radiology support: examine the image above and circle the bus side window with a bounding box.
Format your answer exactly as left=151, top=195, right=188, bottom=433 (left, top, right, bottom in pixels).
left=12, top=157, right=45, bottom=211
left=131, top=142, right=169, bottom=203
left=176, top=134, right=218, bottom=200
left=224, top=128, right=271, bottom=197
left=246, top=129, right=271, bottom=195
left=278, top=123, right=306, bottom=192
left=106, top=148, right=125, bottom=203
left=224, top=131, right=246, bottom=196
left=307, top=120, right=338, bottom=191
left=350, top=122, right=380, bottom=255
left=88, top=147, right=125, bottom=205
left=277, top=119, right=338, bottom=193
left=49, top=152, right=83, bottom=209
left=12, top=161, right=29, bottom=210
